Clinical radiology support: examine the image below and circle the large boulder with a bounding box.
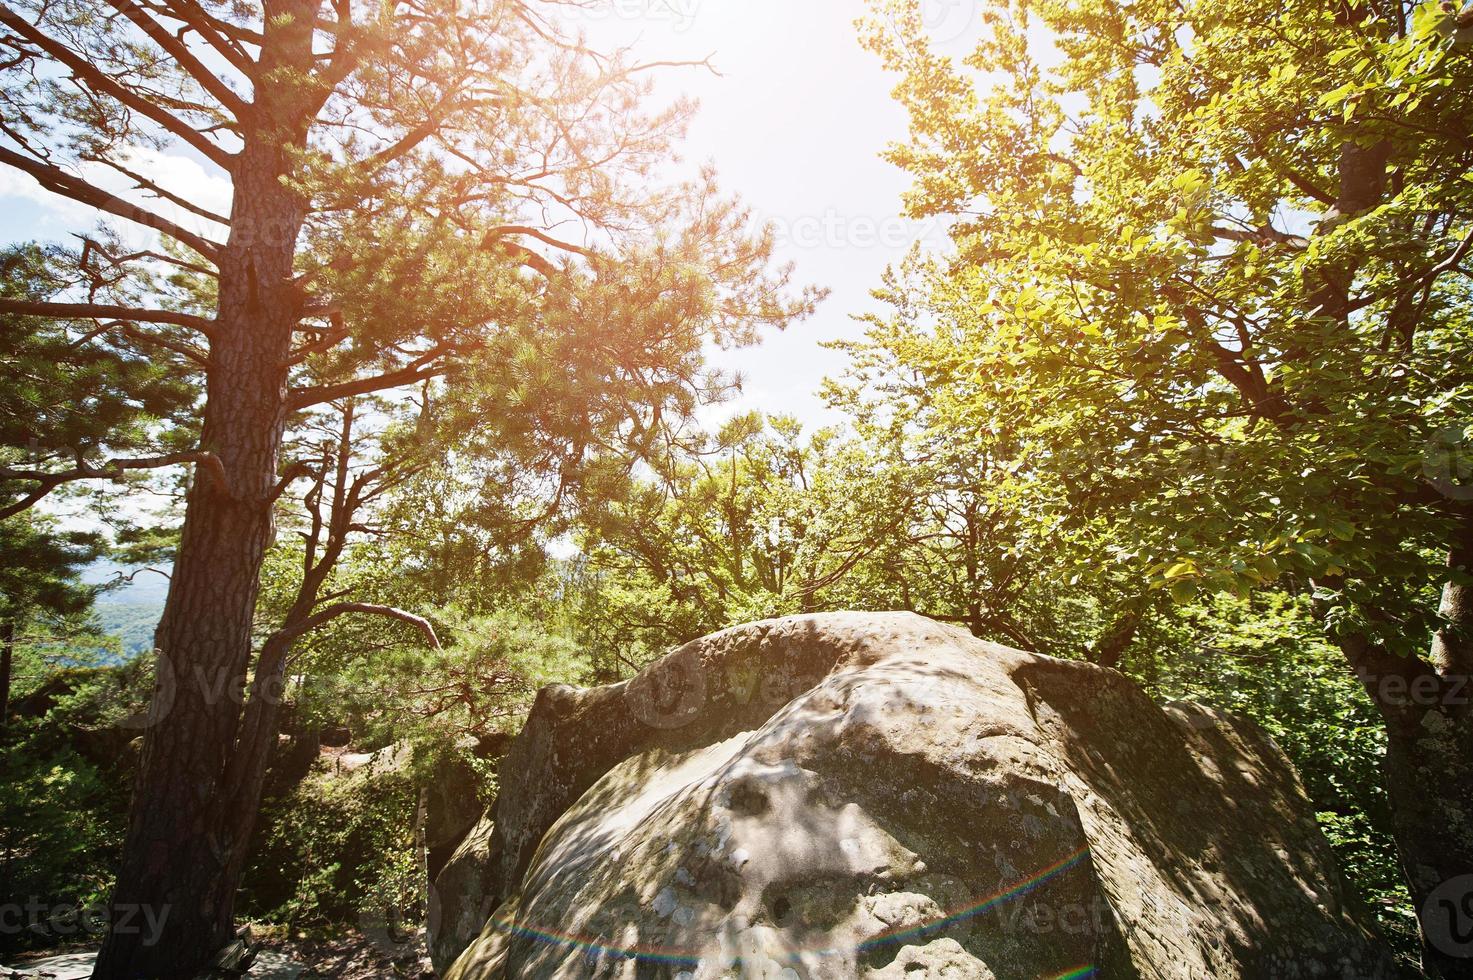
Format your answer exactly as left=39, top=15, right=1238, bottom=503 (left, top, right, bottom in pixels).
left=437, top=612, right=1401, bottom=979
left=430, top=813, right=502, bottom=973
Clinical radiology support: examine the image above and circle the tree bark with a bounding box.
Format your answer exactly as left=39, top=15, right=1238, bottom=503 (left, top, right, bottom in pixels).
left=1382, top=709, right=1473, bottom=980
left=1298, top=125, right=1473, bottom=976
left=1, top=618, right=13, bottom=729
left=92, top=5, right=316, bottom=977
left=1091, top=599, right=1144, bottom=672
left=1339, top=518, right=1473, bottom=979
left=1395, top=522, right=1473, bottom=979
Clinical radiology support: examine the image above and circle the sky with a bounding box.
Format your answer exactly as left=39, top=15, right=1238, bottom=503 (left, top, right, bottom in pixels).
left=564, top=0, right=973, bottom=428
left=0, top=0, right=979, bottom=433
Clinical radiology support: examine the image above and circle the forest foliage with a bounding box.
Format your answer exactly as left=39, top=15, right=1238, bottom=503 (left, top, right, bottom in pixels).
left=2, top=0, right=1471, bottom=973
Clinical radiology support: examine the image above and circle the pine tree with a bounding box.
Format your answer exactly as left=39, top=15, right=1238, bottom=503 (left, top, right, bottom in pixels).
left=0, top=2, right=814, bottom=973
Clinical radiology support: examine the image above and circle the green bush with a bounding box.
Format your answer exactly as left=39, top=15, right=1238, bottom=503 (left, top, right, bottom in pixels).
left=241, top=756, right=422, bottom=931
left=0, top=655, right=143, bottom=956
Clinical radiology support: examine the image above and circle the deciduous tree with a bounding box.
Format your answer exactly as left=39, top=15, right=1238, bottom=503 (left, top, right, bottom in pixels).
left=862, top=0, right=1473, bottom=970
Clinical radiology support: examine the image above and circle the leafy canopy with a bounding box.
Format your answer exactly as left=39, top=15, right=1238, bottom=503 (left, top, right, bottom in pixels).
left=858, top=0, right=1473, bottom=653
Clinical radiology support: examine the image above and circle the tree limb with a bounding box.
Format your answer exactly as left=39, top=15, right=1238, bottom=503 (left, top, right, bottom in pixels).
left=267, top=460, right=316, bottom=503
left=481, top=224, right=594, bottom=261
left=161, top=0, right=258, bottom=77
left=83, top=153, right=232, bottom=227
left=269, top=602, right=442, bottom=650
left=0, top=297, right=214, bottom=335
left=0, top=451, right=224, bottom=520
left=285, top=320, right=348, bottom=365
left=1267, top=159, right=1338, bottom=206
left=286, top=344, right=462, bottom=409
left=1212, top=225, right=1309, bottom=249
left=498, top=240, right=558, bottom=279
left=117, top=322, right=210, bottom=367
left=1427, top=226, right=1473, bottom=284
left=98, top=0, right=250, bottom=117
left=75, top=237, right=218, bottom=279
left=0, top=146, right=223, bottom=262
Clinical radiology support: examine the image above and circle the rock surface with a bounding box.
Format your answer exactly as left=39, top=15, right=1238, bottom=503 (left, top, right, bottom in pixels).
left=431, top=813, right=502, bottom=972
left=0, top=949, right=306, bottom=980
left=436, top=612, right=1401, bottom=979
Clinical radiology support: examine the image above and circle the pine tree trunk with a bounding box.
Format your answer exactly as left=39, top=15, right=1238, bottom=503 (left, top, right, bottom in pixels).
left=92, top=203, right=300, bottom=978
left=1, top=618, right=13, bottom=728
left=92, top=6, right=315, bottom=975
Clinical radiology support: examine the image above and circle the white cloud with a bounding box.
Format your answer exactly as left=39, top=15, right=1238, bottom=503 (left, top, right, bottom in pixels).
left=0, top=146, right=231, bottom=252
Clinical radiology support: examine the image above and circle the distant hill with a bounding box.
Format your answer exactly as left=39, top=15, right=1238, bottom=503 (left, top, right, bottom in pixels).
left=93, top=600, right=164, bottom=656
left=85, top=561, right=170, bottom=658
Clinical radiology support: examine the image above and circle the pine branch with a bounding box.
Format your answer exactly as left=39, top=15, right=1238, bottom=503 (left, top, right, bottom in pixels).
left=98, top=0, right=250, bottom=117
left=0, top=3, right=236, bottom=169
left=74, top=237, right=218, bottom=279
left=0, top=451, right=225, bottom=520
left=287, top=344, right=467, bottom=409
left=116, top=322, right=211, bottom=367
left=269, top=603, right=442, bottom=650
left=481, top=224, right=594, bottom=261
left=288, top=366, right=445, bottom=410
left=159, top=0, right=258, bottom=77
left=83, top=153, right=232, bottom=227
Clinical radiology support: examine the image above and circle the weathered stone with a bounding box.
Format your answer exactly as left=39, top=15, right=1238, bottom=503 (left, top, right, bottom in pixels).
left=424, top=755, right=487, bottom=880
left=430, top=813, right=503, bottom=974
left=438, top=612, right=1402, bottom=979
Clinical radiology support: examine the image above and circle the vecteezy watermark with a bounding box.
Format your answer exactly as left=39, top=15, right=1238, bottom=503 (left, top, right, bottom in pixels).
left=991, top=894, right=1115, bottom=936
left=469, top=0, right=702, bottom=32
left=1423, top=424, right=1473, bottom=501
left=1422, top=875, right=1473, bottom=959
left=1354, top=668, right=1471, bottom=709
left=761, top=210, right=951, bottom=253
left=626, top=649, right=708, bottom=730
left=919, top=0, right=983, bottom=44
left=0, top=899, right=171, bottom=946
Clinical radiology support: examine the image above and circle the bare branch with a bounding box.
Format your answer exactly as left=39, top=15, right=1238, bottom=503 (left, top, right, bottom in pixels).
left=118, top=322, right=210, bottom=366
left=267, top=459, right=316, bottom=503
left=348, top=92, right=484, bottom=176
left=286, top=319, right=348, bottom=365
left=498, top=240, right=558, bottom=279
left=1428, top=226, right=1473, bottom=283
left=0, top=297, right=214, bottom=335
left=84, top=153, right=232, bottom=227
left=481, top=224, right=594, bottom=261
left=1212, top=225, right=1309, bottom=249
left=270, top=602, right=442, bottom=650
left=287, top=342, right=468, bottom=409
left=98, top=0, right=250, bottom=117
left=162, top=0, right=258, bottom=77
left=0, top=146, right=223, bottom=262
left=1268, top=161, right=1337, bottom=206
left=1, top=451, right=224, bottom=520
